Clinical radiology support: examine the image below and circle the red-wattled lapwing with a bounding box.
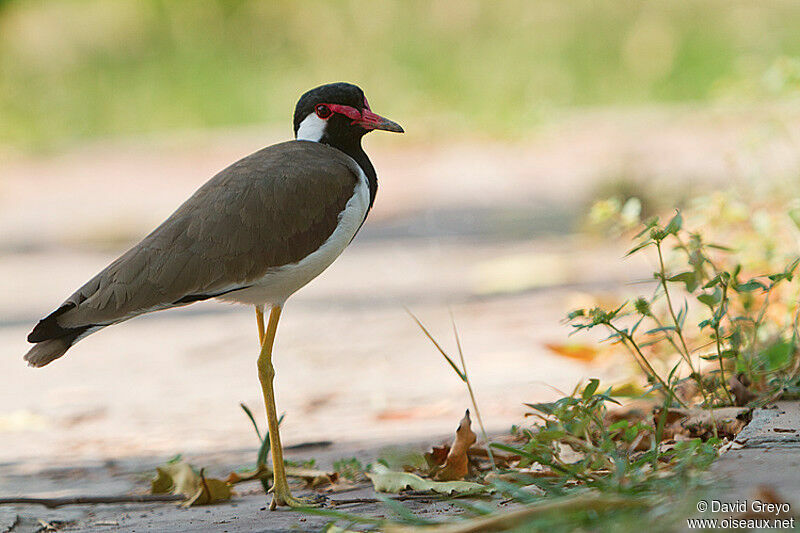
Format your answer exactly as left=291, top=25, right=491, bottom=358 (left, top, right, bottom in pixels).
left=24, top=82, right=403, bottom=508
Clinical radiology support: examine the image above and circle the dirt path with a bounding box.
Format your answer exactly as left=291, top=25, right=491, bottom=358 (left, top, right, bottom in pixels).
left=2, top=104, right=800, bottom=530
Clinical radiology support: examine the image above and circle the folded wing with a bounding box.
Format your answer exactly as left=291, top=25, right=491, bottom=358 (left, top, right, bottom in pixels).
left=25, top=141, right=360, bottom=366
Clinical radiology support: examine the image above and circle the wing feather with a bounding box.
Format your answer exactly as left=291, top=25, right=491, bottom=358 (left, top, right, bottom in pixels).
left=44, top=141, right=359, bottom=332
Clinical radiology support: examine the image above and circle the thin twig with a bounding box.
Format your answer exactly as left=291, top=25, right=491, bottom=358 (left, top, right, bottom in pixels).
left=329, top=494, right=438, bottom=506
left=0, top=494, right=184, bottom=508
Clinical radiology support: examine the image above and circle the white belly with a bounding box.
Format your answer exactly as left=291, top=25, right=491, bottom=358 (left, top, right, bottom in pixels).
left=217, top=173, right=370, bottom=307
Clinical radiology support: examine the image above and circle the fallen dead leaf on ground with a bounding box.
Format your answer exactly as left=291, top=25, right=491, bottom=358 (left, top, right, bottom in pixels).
left=184, top=470, right=231, bottom=507
left=424, top=445, right=450, bottom=471
left=434, top=410, right=477, bottom=481
left=729, top=374, right=757, bottom=406
left=659, top=407, right=751, bottom=440
left=151, top=461, right=232, bottom=507
left=285, top=466, right=339, bottom=488
left=367, top=464, right=489, bottom=496
left=467, top=446, right=520, bottom=468
left=225, top=463, right=337, bottom=488
left=544, top=342, right=602, bottom=362
left=606, top=400, right=654, bottom=426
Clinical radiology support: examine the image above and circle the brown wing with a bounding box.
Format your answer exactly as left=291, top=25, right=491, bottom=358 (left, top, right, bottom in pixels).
left=32, top=140, right=360, bottom=335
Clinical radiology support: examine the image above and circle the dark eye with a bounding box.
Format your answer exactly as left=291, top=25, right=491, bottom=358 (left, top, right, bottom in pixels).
left=315, top=104, right=332, bottom=119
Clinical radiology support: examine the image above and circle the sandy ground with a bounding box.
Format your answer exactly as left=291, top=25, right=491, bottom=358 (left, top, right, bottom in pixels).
left=1, top=103, right=800, bottom=530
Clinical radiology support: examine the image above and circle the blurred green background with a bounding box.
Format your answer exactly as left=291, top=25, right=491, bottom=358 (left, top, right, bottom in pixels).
left=2, top=0, right=800, bottom=150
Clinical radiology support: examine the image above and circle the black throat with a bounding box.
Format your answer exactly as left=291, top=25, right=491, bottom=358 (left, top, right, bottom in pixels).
left=320, top=134, right=378, bottom=211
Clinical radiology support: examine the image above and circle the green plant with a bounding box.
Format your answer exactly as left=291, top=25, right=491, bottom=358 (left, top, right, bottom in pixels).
left=284, top=458, right=317, bottom=469
left=306, top=381, right=719, bottom=532
left=495, top=381, right=715, bottom=495
left=332, top=457, right=366, bottom=482
left=240, top=402, right=284, bottom=493
left=308, top=195, right=800, bottom=532
left=569, top=210, right=800, bottom=408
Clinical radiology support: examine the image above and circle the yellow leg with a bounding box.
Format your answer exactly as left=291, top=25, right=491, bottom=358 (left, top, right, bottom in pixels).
left=255, top=305, right=265, bottom=346
left=256, top=305, right=316, bottom=509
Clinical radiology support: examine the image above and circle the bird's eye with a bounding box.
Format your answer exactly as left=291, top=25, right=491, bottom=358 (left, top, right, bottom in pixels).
left=315, top=104, right=332, bottom=119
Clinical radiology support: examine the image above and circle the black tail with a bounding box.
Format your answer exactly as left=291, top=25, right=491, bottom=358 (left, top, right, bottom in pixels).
left=25, top=303, right=98, bottom=367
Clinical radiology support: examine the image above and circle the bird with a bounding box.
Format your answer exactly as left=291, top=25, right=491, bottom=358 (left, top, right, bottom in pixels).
left=23, top=82, right=403, bottom=509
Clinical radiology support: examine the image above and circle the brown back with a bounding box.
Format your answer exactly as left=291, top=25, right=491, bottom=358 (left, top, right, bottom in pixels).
left=57, top=140, right=360, bottom=328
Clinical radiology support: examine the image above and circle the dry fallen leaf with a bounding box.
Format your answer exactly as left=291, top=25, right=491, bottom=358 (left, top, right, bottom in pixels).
left=184, top=469, right=233, bottom=507
left=367, top=464, right=489, bottom=496
left=467, top=446, right=520, bottom=469
left=729, top=374, right=757, bottom=406
left=151, top=460, right=232, bottom=507
left=659, top=407, right=751, bottom=440
left=224, top=463, right=337, bottom=488
left=424, top=445, right=450, bottom=472
left=285, top=466, right=338, bottom=488
left=151, top=462, right=200, bottom=496
left=606, top=400, right=654, bottom=426
left=434, top=410, right=477, bottom=481
left=544, top=342, right=601, bottom=362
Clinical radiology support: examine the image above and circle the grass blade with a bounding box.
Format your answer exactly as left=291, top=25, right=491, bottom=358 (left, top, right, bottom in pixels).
left=240, top=403, right=263, bottom=442
left=407, top=308, right=466, bottom=382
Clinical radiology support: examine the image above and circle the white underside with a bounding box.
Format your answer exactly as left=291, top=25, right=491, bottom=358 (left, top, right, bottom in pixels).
left=217, top=164, right=369, bottom=307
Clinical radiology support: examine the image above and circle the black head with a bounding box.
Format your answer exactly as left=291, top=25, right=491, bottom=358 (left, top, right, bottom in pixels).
left=293, top=82, right=403, bottom=148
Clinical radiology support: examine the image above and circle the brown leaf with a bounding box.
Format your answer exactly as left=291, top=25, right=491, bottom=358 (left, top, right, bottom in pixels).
left=434, top=410, right=477, bottom=481
left=183, top=469, right=233, bottom=507
left=151, top=461, right=232, bottom=507
left=424, top=445, right=450, bottom=471
left=225, top=463, right=337, bottom=488
left=225, top=463, right=270, bottom=485
left=606, top=400, right=654, bottom=426
left=729, top=374, right=757, bottom=406
left=466, top=446, right=520, bottom=469
left=285, top=466, right=338, bottom=488
left=658, top=407, right=751, bottom=440
left=544, top=343, right=601, bottom=362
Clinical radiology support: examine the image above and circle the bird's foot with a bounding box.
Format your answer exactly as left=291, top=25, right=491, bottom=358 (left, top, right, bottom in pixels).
left=269, top=488, right=325, bottom=510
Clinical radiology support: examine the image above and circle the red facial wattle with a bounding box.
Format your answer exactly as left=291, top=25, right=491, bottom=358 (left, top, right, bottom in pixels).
left=317, top=103, right=404, bottom=133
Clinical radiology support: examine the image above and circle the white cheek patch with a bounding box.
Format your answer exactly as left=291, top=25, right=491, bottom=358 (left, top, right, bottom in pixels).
left=296, top=113, right=327, bottom=142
